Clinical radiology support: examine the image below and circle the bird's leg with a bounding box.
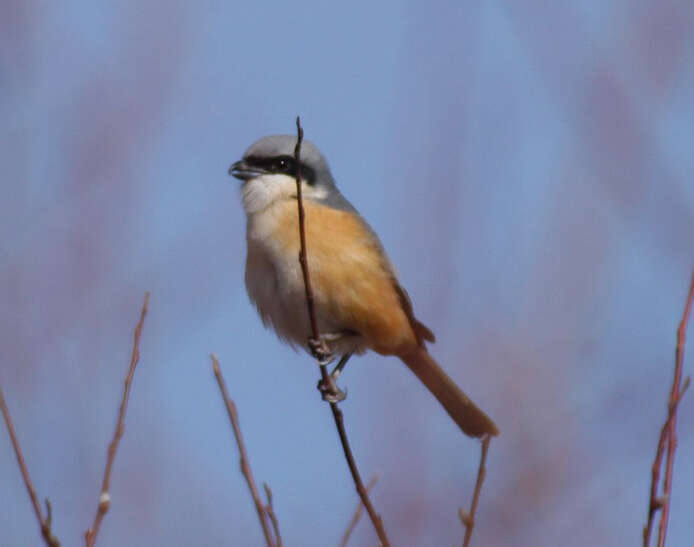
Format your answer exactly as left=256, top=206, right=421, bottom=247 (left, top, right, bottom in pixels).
left=330, top=353, right=352, bottom=382
left=310, top=331, right=357, bottom=403
left=317, top=353, right=351, bottom=403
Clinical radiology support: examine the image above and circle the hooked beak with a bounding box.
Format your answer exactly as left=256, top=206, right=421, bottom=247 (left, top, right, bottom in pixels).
left=228, top=159, right=265, bottom=181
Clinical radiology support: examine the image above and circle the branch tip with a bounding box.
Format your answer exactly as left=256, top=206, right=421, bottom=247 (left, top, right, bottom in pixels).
left=85, top=292, right=149, bottom=547
left=643, top=271, right=694, bottom=547
left=462, top=434, right=491, bottom=547
left=212, top=355, right=277, bottom=547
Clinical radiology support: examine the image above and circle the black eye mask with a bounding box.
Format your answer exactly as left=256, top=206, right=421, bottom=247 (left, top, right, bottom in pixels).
left=244, top=155, right=317, bottom=185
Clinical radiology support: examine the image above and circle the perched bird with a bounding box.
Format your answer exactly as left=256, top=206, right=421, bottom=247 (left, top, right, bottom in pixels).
left=229, top=135, right=498, bottom=437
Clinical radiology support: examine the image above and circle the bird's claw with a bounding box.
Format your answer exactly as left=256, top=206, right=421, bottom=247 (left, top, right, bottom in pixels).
left=317, top=378, right=347, bottom=403
left=308, top=336, right=335, bottom=365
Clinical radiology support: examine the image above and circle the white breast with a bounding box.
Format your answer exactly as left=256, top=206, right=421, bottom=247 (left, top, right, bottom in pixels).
left=244, top=203, right=310, bottom=349
left=243, top=189, right=368, bottom=356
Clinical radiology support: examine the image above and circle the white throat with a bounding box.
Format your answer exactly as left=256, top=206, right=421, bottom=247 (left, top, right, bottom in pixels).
left=241, top=173, right=328, bottom=214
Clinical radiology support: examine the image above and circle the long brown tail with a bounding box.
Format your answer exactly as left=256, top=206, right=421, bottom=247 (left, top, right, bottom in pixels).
left=400, top=348, right=499, bottom=438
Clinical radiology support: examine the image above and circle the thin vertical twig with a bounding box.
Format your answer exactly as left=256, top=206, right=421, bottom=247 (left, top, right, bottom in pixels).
left=85, top=292, right=149, bottom=547
left=460, top=435, right=491, bottom=547
left=293, top=117, right=319, bottom=344
left=292, top=118, right=339, bottom=397
left=212, top=355, right=276, bottom=547
left=643, top=272, right=694, bottom=547
left=293, top=116, right=390, bottom=547
left=263, top=483, right=282, bottom=547
left=339, top=475, right=379, bottom=547
left=0, top=388, right=61, bottom=547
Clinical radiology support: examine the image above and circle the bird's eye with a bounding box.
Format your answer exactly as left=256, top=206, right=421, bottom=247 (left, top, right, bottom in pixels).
left=272, top=156, right=294, bottom=173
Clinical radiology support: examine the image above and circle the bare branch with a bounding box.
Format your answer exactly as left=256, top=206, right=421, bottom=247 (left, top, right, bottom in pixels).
left=292, top=117, right=340, bottom=397
left=340, top=475, right=378, bottom=547
left=293, top=117, right=319, bottom=346
left=329, top=403, right=389, bottom=546
left=460, top=434, right=491, bottom=547
left=293, top=116, right=390, bottom=547
left=643, top=271, right=694, bottom=547
left=0, top=388, right=61, bottom=546
left=85, top=292, right=149, bottom=547
left=263, top=483, right=282, bottom=547
left=212, top=354, right=275, bottom=547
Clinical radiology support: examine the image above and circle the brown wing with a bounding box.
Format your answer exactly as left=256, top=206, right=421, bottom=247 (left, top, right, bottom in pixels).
left=391, top=281, right=436, bottom=346
left=288, top=200, right=435, bottom=354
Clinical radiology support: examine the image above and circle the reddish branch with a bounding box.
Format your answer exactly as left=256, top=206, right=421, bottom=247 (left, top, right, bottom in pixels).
left=339, top=475, right=379, bottom=547
left=293, top=118, right=320, bottom=346
left=643, top=272, right=694, bottom=547
left=460, top=434, right=491, bottom=547
left=85, top=292, right=149, bottom=547
left=0, top=388, right=61, bottom=547
left=293, top=117, right=390, bottom=547
left=212, top=355, right=276, bottom=547
left=263, top=483, right=282, bottom=547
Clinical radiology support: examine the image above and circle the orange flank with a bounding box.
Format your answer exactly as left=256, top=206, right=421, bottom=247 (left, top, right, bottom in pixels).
left=272, top=199, right=418, bottom=356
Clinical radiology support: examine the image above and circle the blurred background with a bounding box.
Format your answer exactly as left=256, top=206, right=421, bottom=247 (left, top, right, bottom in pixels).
left=2, top=1, right=694, bottom=545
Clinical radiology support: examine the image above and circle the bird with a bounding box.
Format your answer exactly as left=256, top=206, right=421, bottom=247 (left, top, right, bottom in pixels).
left=229, top=134, right=498, bottom=438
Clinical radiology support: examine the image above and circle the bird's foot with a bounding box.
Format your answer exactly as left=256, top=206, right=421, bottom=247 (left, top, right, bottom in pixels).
left=308, top=333, right=343, bottom=365
left=317, top=377, right=347, bottom=403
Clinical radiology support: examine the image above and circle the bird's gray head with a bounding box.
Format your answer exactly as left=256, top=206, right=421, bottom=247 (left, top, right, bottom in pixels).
left=229, top=135, right=339, bottom=214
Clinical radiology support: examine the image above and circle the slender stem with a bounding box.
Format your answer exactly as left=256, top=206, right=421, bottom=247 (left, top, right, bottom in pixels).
left=461, top=435, right=491, bottom=547
left=0, top=387, right=44, bottom=527
left=0, top=388, right=61, bottom=546
left=329, top=402, right=389, bottom=546
left=292, top=119, right=335, bottom=393
left=657, top=273, right=693, bottom=547
left=293, top=116, right=390, bottom=547
left=643, top=272, right=694, bottom=547
left=85, top=292, right=149, bottom=547
left=212, top=355, right=275, bottom=547
left=263, top=483, right=282, bottom=547
left=293, top=117, right=319, bottom=341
